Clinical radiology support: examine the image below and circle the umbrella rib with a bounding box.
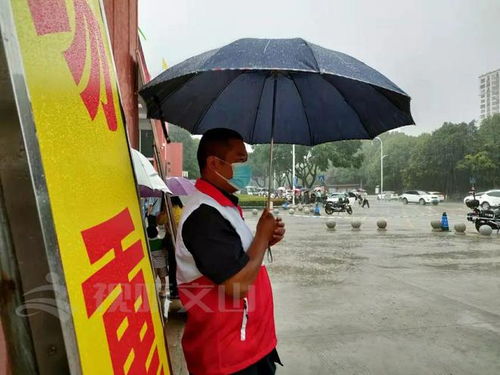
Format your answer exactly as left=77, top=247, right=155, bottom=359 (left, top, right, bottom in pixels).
left=321, top=75, right=374, bottom=138
left=249, top=73, right=269, bottom=143
left=191, top=71, right=244, bottom=134
left=303, top=40, right=321, bottom=72
left=150, top=73, right=198, bottom=119
left=290, top=74, right=314, bottom=145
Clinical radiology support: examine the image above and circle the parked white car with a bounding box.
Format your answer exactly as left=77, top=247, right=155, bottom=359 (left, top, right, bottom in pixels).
left=428, top=191, right=445, bottom=202
left=377, top=191, right=399, bottom=200
left=400, top=190, right=439, bottom=205
left=476, top=189, right=500, bottom=209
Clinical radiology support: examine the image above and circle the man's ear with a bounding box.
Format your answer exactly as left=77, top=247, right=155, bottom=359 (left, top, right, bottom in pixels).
left=205, top=156, right=218, bottom=171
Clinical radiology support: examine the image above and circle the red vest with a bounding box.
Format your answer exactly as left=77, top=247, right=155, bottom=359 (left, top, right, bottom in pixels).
left=177, top=180, right=277, bottom=374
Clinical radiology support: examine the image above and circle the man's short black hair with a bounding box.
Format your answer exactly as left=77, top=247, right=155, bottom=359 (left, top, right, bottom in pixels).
left=197, top=128, right=243, bottom=172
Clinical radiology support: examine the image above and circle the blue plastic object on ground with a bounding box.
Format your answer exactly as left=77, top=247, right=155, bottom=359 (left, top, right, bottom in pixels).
left=441, top=212, right=449, bottom=231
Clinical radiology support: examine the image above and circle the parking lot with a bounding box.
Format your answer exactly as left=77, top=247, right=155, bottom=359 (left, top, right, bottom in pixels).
left=244, top=199, right=500, bottom=375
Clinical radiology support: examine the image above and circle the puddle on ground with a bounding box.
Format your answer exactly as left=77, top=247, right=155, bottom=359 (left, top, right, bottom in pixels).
left=396, top=250, right=500, bottom=260
left=423, top=262, right=500, bottom=271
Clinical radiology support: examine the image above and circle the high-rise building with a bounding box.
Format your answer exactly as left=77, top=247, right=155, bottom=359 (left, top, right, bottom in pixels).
left=479, top=69, right=500, bottom=120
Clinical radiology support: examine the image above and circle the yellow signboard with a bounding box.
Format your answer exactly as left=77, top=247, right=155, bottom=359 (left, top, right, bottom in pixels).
left=10, top=0, right=170, bottom=373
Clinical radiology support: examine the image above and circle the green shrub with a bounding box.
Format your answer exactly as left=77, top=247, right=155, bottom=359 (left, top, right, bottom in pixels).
left=237, top=194, right=286, bottom=207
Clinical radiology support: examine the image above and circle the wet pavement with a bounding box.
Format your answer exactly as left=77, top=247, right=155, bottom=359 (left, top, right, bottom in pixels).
left=244, top=199, right=500, bottom=375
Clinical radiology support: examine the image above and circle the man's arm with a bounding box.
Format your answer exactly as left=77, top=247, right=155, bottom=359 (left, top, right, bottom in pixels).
left=182, top=205, right=250, bottom=285
left=222, top=211, right=285, bottom=299
left=182, top=206, right=285, bottom=299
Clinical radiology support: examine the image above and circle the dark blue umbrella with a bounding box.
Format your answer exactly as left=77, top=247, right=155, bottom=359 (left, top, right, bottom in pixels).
left=139, top=38, right=414, bottom=147
left=140, top=38, right=414, bottom=260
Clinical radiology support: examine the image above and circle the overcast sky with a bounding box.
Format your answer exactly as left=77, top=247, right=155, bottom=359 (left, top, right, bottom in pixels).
left=139, top=0, right=500, bottom=135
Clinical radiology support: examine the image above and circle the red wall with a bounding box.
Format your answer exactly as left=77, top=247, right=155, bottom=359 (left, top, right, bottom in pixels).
left=165, top=143, right=184, bottom=177
left=103, top=0, right=139, bottom=149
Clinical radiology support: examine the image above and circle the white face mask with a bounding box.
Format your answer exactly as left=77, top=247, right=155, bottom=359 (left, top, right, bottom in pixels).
left=213, top=158, right=252, bottom=191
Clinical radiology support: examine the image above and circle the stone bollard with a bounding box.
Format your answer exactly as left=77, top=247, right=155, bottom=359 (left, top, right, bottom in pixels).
left=431, top=220, right=442, bottom=232
left=377, top=219, right=387, bottom=231
left=289, top=208, right=295, bottom=215
left=326, top=220, right=336, bottom=231
left=252, top=209, right=258, bottom=216
left=479, top=225, right=492, bottom=236
left=273, top=208, right=280, bottom=216
left=298, top=205, right=303, bottom=212
left=351, top=221, right=362, bottom=231
left=454, top=223, right=466, bottom=235
left=303, top=207, right=310, bottom=214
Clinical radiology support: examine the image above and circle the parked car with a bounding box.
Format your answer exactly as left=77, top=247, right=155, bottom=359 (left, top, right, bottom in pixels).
left=377, top=191, right=399, bottom=200
left=400, top=190, right=439, bottom=205
left=245, top=186, right=259, bottom=195
left=428, top=191, right=445, bottom=202
left=475, top=189, right=500, bottom=209
left=327, top=192, right=355, bottom=205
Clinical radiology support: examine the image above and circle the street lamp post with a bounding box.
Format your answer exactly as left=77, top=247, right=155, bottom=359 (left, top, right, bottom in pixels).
left=374, top=137, right=384, bottom=196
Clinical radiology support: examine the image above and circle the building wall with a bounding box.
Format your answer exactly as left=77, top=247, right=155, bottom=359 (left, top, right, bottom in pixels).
left=103, top=0, right=139, bottom=148
left=165, top=143, right=184, bottom=177
left=480, top=69, right=500, bottom=120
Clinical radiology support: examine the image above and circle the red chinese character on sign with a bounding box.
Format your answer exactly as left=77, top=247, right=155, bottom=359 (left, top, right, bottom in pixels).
left=81, top=208, right=164, bottom=375
left=28, top=0, right=118, bottom=131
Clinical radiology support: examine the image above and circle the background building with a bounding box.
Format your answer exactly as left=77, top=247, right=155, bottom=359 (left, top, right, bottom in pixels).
left=479, top=69, right=500, bottom=120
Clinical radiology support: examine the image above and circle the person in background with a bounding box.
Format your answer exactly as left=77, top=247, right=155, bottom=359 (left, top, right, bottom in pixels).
left=166, top=195, right=183, bottom=299
left=146, top=210, right=168, bottom=298
left=170, top=196, right=184, bottom=227
left=362, top=195, right=370, bottom=208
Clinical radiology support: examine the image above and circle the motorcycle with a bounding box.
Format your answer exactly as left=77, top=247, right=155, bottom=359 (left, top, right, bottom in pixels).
left=325, top=198, right=353, bottom=215
left=466, top=198, right=500, bottom=232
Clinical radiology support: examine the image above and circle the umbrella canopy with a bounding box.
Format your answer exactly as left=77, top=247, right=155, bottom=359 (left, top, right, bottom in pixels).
left=139, top=38, right=414, bottom=146
left=131, top=149, right=171, bottom=197
left=165, top=177, right=196, bottom=196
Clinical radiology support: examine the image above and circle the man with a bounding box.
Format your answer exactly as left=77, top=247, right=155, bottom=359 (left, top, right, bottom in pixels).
left=176, top=128, right=285, bottom=375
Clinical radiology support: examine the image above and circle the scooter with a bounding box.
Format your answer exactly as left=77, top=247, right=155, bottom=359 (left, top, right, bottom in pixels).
left=325, top=199, right=353, bottom=215
left=466, top=198, right=500, bottom=232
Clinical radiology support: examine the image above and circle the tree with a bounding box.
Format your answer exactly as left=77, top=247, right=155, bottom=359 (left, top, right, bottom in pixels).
left=457, top=151, right=496, bottom=186
left=248, top=141, right=362, bottom=189
left=403, top=122, right=476, bottom=195
left=168, top=125, right=200, bottom=179
left=294, top=141, right=362, bottom=188
left=475, top=114, right=500, bottom=187
left=317, top=117, right=499, bottom=197
left=248, top=144, right=294, bottom=187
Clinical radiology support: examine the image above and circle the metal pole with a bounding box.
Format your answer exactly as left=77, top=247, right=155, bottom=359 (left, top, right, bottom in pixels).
left=374, top=137, right=383, bottom=196
left=266, top=73, right=279, bottom=263
left=152, top=144, right=178, bottom=300
left=267, top=74, right=278, bottom=210
left=381, top=140, right=384, bottom=196
left=292, top=144, right=296, bottom=205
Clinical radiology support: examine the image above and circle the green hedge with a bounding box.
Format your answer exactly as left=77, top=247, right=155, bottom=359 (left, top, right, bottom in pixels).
left=237, top=194, right=286, bottom=207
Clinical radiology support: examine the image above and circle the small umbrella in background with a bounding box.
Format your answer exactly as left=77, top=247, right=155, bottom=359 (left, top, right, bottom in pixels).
left=131, top=149, right=171, bottom=197
left=166, top=176, right=196, bottom=196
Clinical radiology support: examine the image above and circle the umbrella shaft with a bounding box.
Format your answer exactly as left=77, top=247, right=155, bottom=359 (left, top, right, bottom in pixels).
left=267, top=74, right=278, bottom=209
